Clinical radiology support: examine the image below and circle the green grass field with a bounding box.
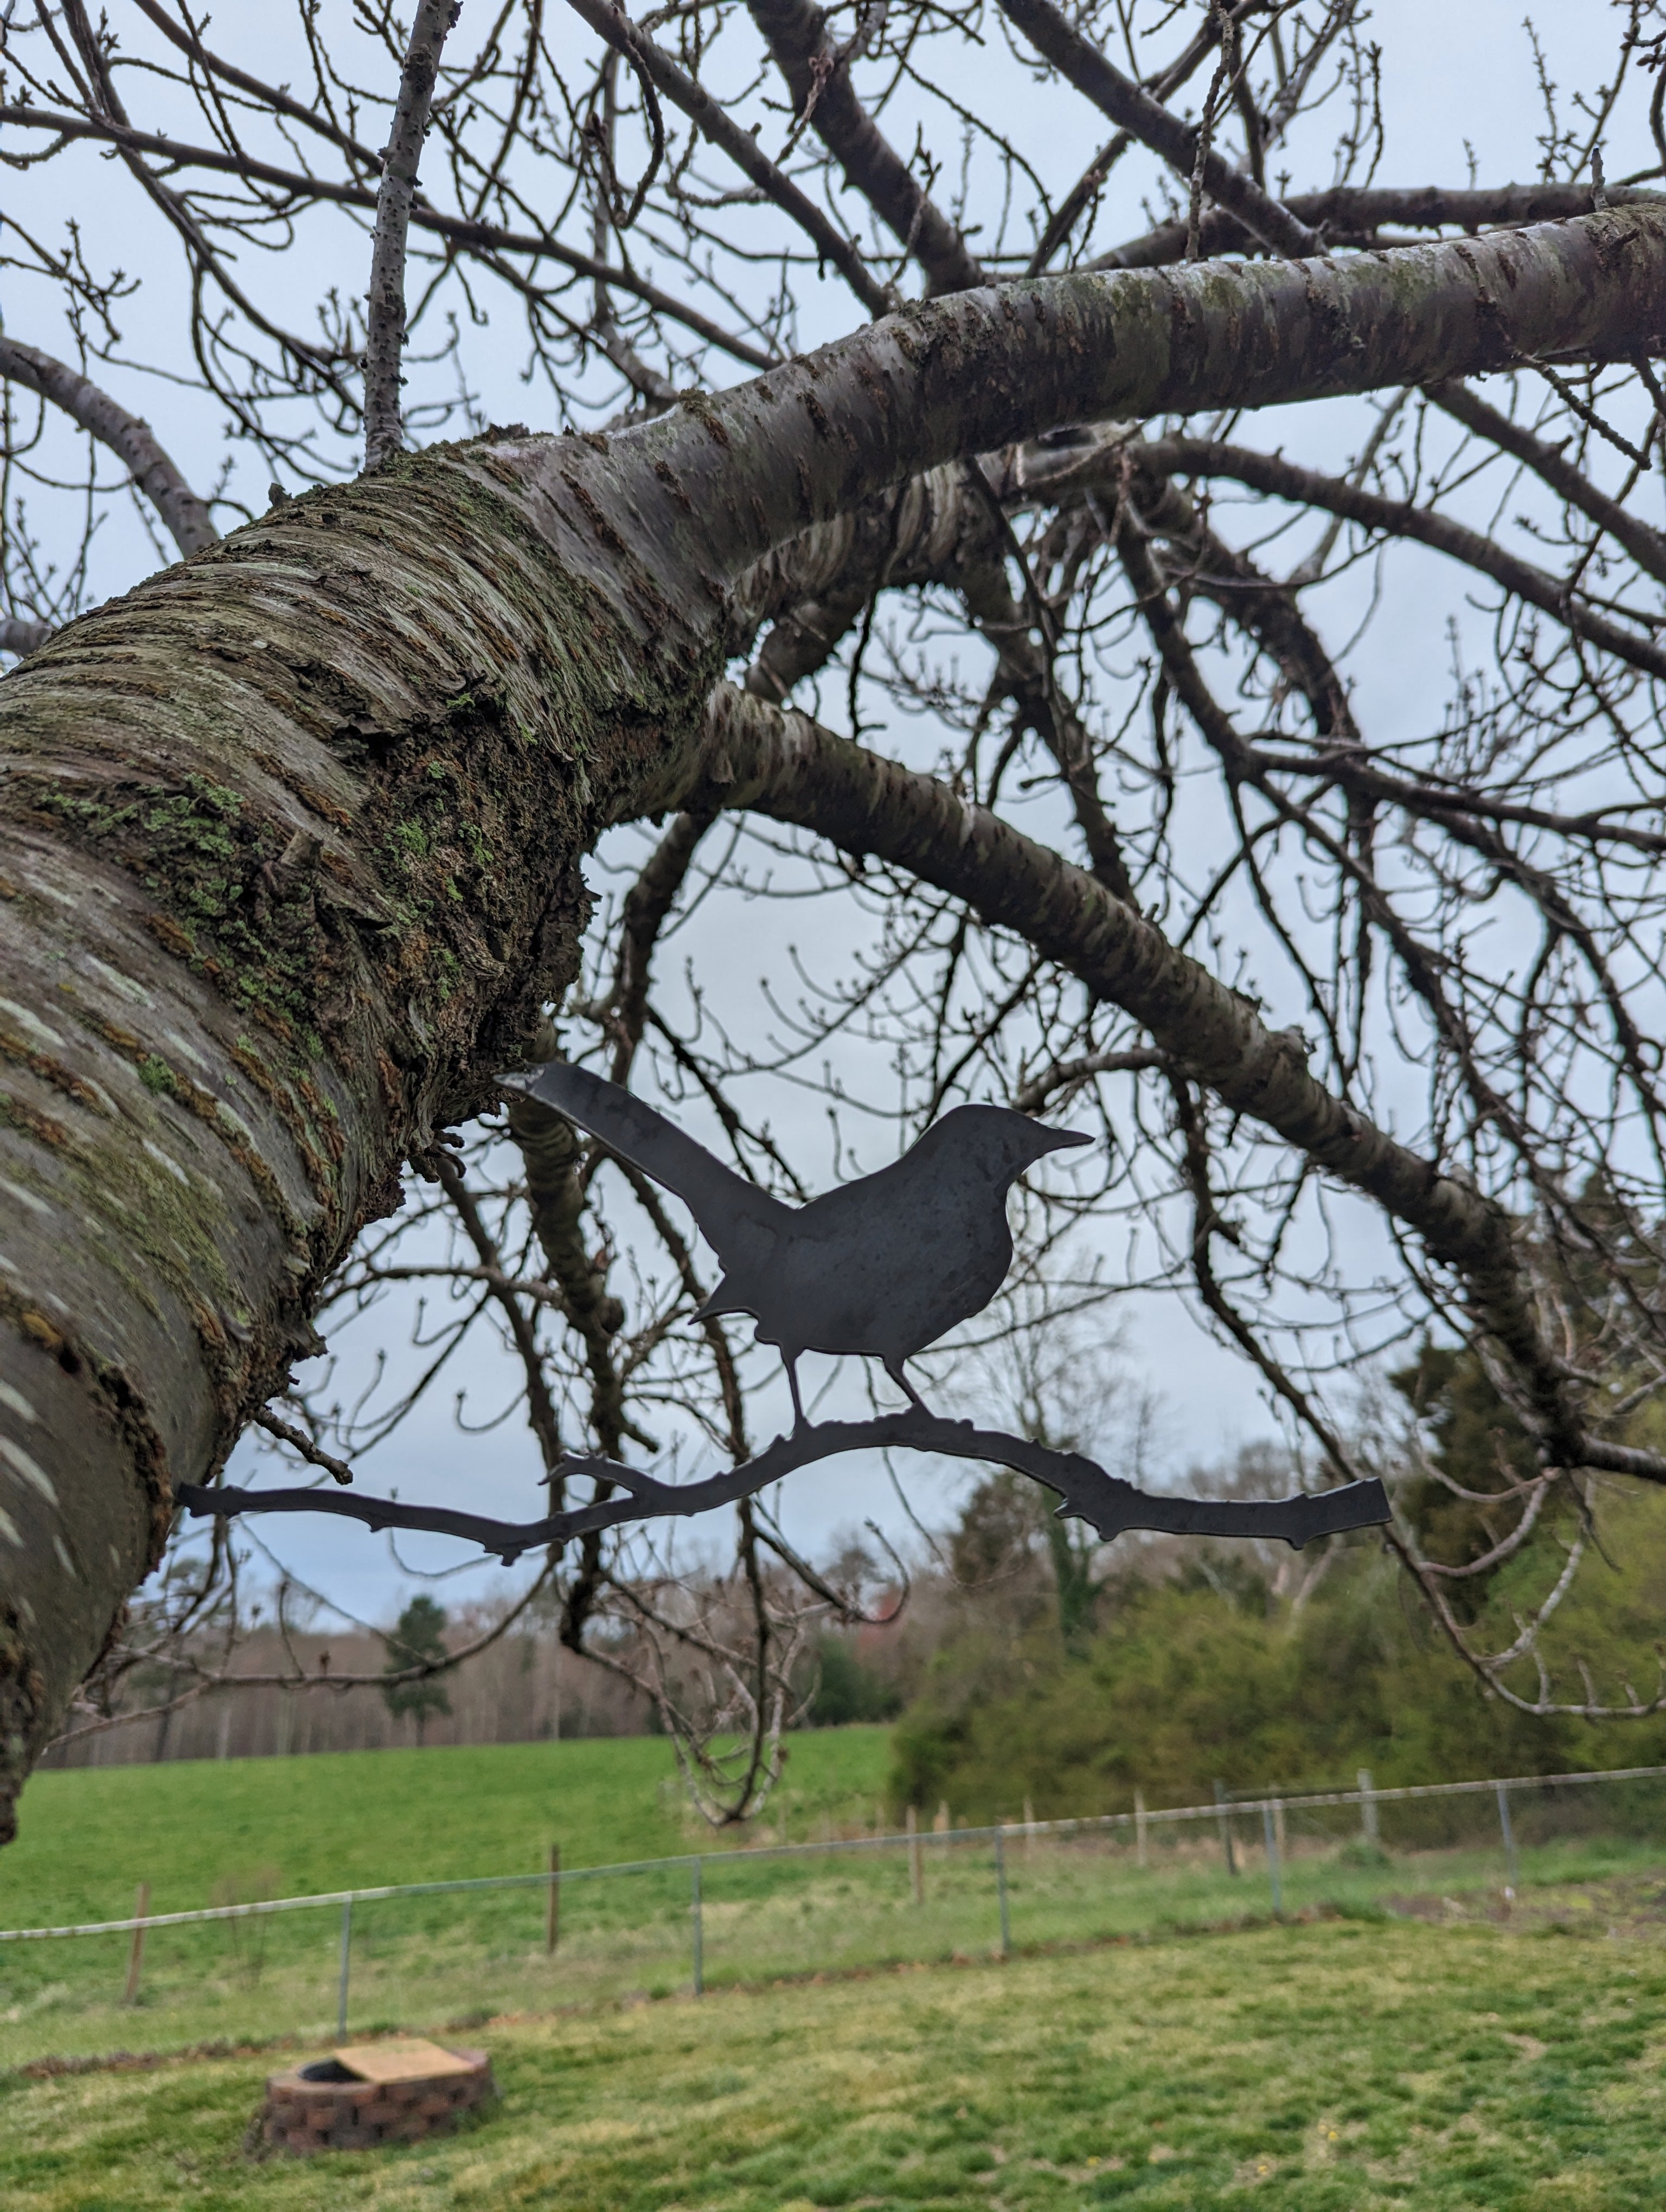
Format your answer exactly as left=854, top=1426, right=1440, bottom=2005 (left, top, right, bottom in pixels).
left=5, top=1914, right=1665, bottom=2209
left=6, top=1735, right=1666, bottom=2073
left=1, top=1730, right=897, bottom=1928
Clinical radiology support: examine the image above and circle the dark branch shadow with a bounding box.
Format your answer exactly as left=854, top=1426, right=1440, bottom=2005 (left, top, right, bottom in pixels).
left=178, top=1410, right=1390, bottom=1565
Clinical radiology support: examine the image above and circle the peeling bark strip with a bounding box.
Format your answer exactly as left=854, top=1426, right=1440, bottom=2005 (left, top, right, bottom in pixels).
left=1, top=210, right=1664, bottom=1828
left=0, top=339, right=218, bottom=558
left=363, top=1, right=462, bottom=471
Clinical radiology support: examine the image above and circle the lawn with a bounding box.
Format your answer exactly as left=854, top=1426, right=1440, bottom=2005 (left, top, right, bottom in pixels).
left=0, top=1729, right=897, bottom=1929
left=4, top=1913, right=1664, bottom=2209
left=5, top=1735, right=1666, bottom=2071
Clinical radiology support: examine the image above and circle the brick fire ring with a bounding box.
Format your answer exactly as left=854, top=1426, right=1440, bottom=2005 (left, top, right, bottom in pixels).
left=260, top=2039, right=495, bottom=2155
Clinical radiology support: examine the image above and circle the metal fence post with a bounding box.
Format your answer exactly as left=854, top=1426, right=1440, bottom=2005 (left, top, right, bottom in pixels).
left=1358, top=1767, right=1380, bottom=1847
left=545, top=1842, right=560, bottom=1956
left=906, top=1804, right=924, bottom=1904
left=1263, top=1803, right=1283, bottom=1919
left=1496, top=1781, right=1520, bottom=1894
left=1135, top=1787, right=1149, bottom=1869
left=122, top=1882, right=150, bottom=2006
left=1214, top=1780, right=1239, bottom=1875
left=336, top=1898, right=353, bottom=2040
left=690, top=1859, right=703, bottom=1996
left=994, top=1825, right=1010, bottom=1958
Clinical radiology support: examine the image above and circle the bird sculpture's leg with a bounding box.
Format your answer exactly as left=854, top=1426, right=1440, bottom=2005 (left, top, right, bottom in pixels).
left=886, top=1360, right=932, bottom=1416
left=784, top=1355, right=808, bottom=1430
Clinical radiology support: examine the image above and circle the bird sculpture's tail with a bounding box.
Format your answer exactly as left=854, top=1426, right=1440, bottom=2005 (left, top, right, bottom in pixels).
left=498, top=1060, right=789, bottom=1258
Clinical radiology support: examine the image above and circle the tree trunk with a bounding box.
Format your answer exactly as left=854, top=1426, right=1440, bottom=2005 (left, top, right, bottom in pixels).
left=1, top=212, right=1662, bottom=1836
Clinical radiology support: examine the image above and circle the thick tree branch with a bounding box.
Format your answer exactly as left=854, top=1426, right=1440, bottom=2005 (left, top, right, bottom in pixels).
left=0, top=337, right=218, bottom=558
left=671, top=685, right=1666, bottom=1486
left=744, top=0, right=983, bottom=294
left=1094, top=183, right=1666, bottom=271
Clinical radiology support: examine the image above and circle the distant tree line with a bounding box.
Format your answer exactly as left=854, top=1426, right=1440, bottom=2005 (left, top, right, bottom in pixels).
left=881, top=1345, right=1666, bottom=1818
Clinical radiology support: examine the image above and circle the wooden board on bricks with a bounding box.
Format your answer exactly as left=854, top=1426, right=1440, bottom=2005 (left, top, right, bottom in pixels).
left=332, top=2040, right=477, bottom=2084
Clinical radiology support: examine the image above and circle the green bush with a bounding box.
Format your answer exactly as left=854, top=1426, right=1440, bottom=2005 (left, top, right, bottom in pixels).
left=888, top=1504, right=1666, bottom=1819
left=803, top=1636, right=904, bottom=1726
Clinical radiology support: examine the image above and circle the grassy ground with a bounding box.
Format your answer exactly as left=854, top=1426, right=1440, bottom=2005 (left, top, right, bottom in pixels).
left=4, top=1910, right=1665, bottom=2209
left=5, top=1736, right=1664, bottom=2069
left=1, top=1731, right=897, bottom=1928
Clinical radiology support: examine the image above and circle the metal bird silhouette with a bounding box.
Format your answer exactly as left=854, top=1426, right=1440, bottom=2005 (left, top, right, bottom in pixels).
left=499, top=1062, right=1090, bottom=1424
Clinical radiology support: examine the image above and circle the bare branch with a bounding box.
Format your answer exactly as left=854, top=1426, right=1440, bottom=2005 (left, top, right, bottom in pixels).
left=180, top=1405, right=1390, bottom=1560
left=566, top=0, right=892, bottom=316
left=0, top=337, right=217, bottom=557
left=365, top=2, right=463, bottom=471
left=744, top=0, right=983, bottom=293
left=1094, top=182, right=1666, bottom=269
left=997, top=0, right=1322, bottom=258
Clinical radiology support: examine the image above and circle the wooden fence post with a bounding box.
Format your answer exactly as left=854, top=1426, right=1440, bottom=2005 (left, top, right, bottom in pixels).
left=1214, top=1781, right=1239, bottom=1876
left=1358, top=1767, right=1380, bottom=1847
left=1135, top=1788, right=1149, bottom=1870
left=123, top=1881, right=150, bottom=2005
left=1263, top=1802, right=1284, bottom=1919
left=906, top=1804, right=924, bottom=1904
left=546, top=1842, right=560, bottom=1956
left=690, top=1859, right=704, bottom=1996
left=994, top=1826, right=1010, bottom=1958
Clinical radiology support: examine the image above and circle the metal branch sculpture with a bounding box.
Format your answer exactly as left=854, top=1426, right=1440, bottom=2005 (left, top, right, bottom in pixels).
left=181, top=1068, right=1391, bottom=1564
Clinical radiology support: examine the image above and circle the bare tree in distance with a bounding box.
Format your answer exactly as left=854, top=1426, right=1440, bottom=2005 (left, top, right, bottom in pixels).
left=6, top=0, right=1666, bottom=1839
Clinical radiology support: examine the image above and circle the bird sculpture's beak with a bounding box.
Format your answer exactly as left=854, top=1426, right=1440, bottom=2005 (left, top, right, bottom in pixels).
left=1032, top=1124, right=1093, bottom=1156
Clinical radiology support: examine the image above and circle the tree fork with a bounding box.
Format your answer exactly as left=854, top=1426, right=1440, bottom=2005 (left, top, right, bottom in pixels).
left=2, top=210, right=1664, bottom=1832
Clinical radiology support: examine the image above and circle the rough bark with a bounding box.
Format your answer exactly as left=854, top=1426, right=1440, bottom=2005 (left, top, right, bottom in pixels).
left=2, top=209, right=1664, bottom=1832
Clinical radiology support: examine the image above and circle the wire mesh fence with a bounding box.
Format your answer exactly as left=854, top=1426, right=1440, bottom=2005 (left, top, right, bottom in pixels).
left=5, top=1763, right=1665, bottom=2065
